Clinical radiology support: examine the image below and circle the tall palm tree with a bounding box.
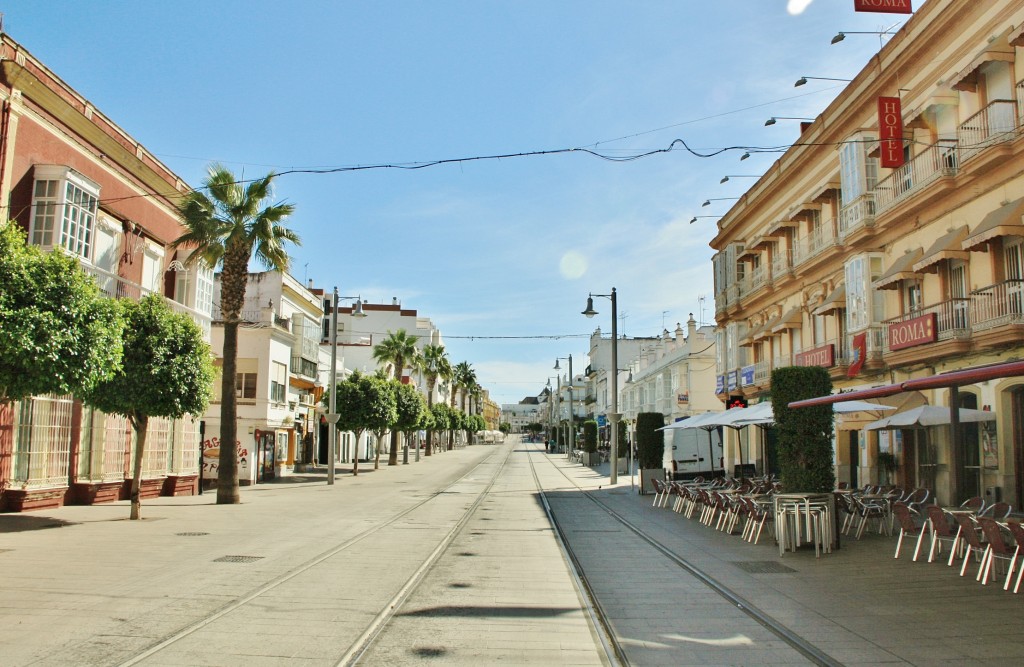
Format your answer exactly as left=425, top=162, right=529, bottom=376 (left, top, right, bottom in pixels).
left=453, top=361, right=476, bottom=415
left=373, top=329, right=419, bottom=465
left=173, top=164, right=298, bottom=505
left=417, top=344, right=450, bottom=456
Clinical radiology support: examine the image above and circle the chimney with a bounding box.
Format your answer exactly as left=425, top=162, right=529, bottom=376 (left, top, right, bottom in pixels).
left=687, top=313, right=697, bottom=339
left=307, top=279, right=314, bottom=289
left=675, top=322, right=685, bottom=340
left=393, top=297, right=399, bottom=306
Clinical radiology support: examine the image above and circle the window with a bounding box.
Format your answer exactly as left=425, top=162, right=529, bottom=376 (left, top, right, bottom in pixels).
left=903, top=280, right=923, bottom=314
left=236, top=373, right=257, bottom=399
left=30, top=166, right=100, bottom=260
left=839, top=135, right=878, bottom=204
left=845, top=254, right=883, bottom=331
left=270, top=361, right=287, bottom=404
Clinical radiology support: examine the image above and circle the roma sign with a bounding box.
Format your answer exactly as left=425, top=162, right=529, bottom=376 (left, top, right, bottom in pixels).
left=888, top=312, right=936, bottom=350
left=854, top=0, right=912, bottom=13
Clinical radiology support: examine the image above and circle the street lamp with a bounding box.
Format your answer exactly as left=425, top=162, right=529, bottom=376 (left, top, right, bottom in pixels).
left=720, top=175, right=760, bottom=184
left=326, top=289, right=366, bottom=483
left=793, top=76, right=852, bottom=87
left=555, top=355, right=574, bottom=458
left=702, top=197, right=739, bottom=207
left=582, top=288, right=620, bottom=485
left=764, top=116, right=814, bottom=126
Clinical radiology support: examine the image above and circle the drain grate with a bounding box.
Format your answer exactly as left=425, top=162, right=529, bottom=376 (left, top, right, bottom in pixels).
left=213, top=555, right=264, bottom=563
left=176, top=532, right=209, bottom=537
left=732, top=560, right=797, bottom=574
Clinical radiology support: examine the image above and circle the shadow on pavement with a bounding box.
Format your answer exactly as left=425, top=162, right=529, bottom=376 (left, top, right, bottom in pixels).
left=0, top=515, right=78, bottom=532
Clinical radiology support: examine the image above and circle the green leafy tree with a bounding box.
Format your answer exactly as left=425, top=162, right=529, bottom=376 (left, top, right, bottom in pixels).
left=525, top=422, right=542, bottom=438
left=330, top=371, right=369, bottom=476
left=617, top=420, right=629, bottom=459
left=582, top=420, right=598, bottom=454
left=0, top=220, right=124, bottom=402
left=174, top=164, right=299, bottom=505
left=636, top=412, right=666, bottom=469
left=430, top=402, right=452, bottom=453
left=82, top=296, right=214, bottom=520
left=499, top=422, right=511, bottom=435
left=771, top=366, right=835, bottom=492
left=366, top=376, right=398, bottom=470
left=394, top=380, right=427, bottom=460
left=452, top=361, right=476, bottom=414
left=373, top=329, right=419, bottom=465
left=416, top=344, right=450, bottom=456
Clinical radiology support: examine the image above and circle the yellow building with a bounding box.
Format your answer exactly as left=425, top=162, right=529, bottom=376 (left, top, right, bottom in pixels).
left=711, top=0, right=1024, bottom=507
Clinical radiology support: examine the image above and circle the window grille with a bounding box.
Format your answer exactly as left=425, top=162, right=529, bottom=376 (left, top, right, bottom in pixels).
left=77, top=408, right=129, bottom=483
left=12, top=394, right=74, bottom=489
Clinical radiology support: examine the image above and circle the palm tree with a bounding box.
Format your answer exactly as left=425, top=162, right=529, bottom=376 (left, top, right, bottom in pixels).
left=453, top=361, right=476, bottom=446
left=417, top=344, right=450, bottom=456
left=173, top=164, right=298, bottom=505
left=373, top=329, right=419, bottom=465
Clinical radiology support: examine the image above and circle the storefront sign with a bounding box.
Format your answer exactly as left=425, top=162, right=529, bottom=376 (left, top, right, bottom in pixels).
left=677, top=392, right=689, bottom=405
left=878, top=97, right=904, bottom=168
left=727, top=370, right=738, bottom=391
left=740, top=365, right=755, bottom=386
left=854, top=0, right=912, bottom=13
left=716, top=375, right=725, bottom=394
left=796, top=344, right=835, bottom=368
left=888, top=312, right=936, bottom=350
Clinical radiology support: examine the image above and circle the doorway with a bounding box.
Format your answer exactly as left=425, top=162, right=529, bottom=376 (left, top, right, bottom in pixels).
left=848, top=430, right=859, bottom=489
left=1013, top=387, right=1024, bottom=510
left=958, top=392, right=982, bottom=501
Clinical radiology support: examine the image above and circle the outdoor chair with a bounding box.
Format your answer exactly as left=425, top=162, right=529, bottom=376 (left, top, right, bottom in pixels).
left=835, top=492, right=857, bottom=535
left=950, top=514, right=987, bottom=577
left=650, top=478, right=669, bottom=508
left=892, top=502, right=928, bottom=561
left=853, top=495, right=889, bottom=539
left=1003, top=521, right=1024, bottom=593
left=743, top=497, right=774, bottom=545
left=903, top=488, right=930, bottom=514
left=978, top=501, right=1012, bottom=519
left=924, top=505, right=960, bottom=564
left=976, top=517, right=1017, bottom=586
left=959, top=496, right=985, bottom=514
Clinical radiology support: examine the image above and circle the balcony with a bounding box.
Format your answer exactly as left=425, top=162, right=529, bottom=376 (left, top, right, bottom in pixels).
left=874, top=141, right=958, bottom=215
left=770, top=249, right=792, bottom=281
left=79, top=262, right=212, bottom=341
left=958, top=99, right=1018, bottom=164
left=749, top=264, right=767, bottom=292
left=838, top=193, right=876, bottom=239
left=971, top=279, right=1024, bottom=331
left=290, top=355, right=318, bottom=380
left=794, top=224, right=840, bottom=266
left=883, top=298, right=971, bottom=352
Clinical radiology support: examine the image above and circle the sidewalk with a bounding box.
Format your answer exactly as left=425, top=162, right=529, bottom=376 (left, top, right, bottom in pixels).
left=543, top=450, right=1024, bottom=666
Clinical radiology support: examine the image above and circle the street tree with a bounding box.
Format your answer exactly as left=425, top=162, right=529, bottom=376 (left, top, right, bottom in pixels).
left=82, top=296, right=214, bottom=520
left=452, top=361, right=476, bottom=414
left=174, top=164, right=299, bottom=505
left=394, top=380, right=427, bottom=460
left=331, top=370, right=390, bottom=476
left=372, top=329, right=419, bottom=466
left=430, top=403, right=453, bottom=453
left=0, top=220, right=124, bottom=403
left=366, top=374, right=398, bottom=470
left=417, top=343, right=451, bottom=456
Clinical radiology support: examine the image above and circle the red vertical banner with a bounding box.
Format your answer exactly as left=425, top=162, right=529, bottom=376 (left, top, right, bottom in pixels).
left=847, top=332, right=868, bottom=377
left=854, top=0, right=912, bottom=13
left=878, top=96, right=904, bottom=168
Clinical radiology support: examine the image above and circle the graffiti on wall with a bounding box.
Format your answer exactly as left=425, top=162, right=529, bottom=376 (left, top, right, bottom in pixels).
left=201, top=437, right=251, bottom=480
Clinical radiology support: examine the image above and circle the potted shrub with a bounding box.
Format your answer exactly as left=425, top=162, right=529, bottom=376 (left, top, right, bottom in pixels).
left=582, top=419, right=599, bottom=465
left=616, top=419, right=630, bottom=474
left=636, top=412, right=666, bottom=494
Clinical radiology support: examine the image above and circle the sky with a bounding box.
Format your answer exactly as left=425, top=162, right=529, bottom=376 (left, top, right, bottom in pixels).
left=2, top=0, right=907, bottom=406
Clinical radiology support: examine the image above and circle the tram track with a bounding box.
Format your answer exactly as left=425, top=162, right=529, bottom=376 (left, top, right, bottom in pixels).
left=534, top=443, right=843, bottom=667
left=116, top=444, right=514, bottom=667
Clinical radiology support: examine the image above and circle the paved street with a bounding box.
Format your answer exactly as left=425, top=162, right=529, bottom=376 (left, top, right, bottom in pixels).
left=2, top=436, right=1023, bottom=666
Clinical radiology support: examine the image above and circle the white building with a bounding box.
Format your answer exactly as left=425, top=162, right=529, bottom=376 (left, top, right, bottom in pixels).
left=204, top=271, right=327, bottom=483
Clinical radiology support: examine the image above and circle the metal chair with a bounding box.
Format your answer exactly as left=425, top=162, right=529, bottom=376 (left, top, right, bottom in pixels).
left=978, top=501, right=1012, bottom=519
left=976, top=517, right=1016, bottom=586
left=892, top=502, right=928, bottom=561
left=924, top=505, right=960, bottom=564
left=950, top=514, right=987, bottom=578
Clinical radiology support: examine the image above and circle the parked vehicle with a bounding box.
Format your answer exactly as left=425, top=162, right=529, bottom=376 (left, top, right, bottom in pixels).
left=665, top=426, right=722, bottom=480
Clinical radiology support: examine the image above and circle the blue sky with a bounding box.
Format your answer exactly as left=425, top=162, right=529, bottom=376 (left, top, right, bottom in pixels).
left=2, top=0, right=907, bottom=405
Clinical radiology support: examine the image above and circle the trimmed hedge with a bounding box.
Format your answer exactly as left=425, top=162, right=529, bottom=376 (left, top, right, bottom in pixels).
left=770, top=366, right=835, bottom=493
left=583, top=420, right=598, bottom=453
left=617, top=419, right=629, bottom=458
left=636, top=412, right=665, bottom=469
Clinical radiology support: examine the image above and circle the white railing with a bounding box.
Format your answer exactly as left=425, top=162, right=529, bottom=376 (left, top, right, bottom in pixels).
left=771, top=248, right=792, bottom=281
left=749, top=264, right=766, bottom=291
left=883, top=298, right=971, bottom=351
left=838, top=193, right=876, bottom=238
left=958, top=99, right=1018, bottom=163
left=971, top=279, right=1024, bottom=331
left=79, top=262, right=212, bottom=342
left=874, top=141, right=958, bottom=214
left=794, top=224, right=839, bottom=265
left=11, top=394, right=74, bottom=489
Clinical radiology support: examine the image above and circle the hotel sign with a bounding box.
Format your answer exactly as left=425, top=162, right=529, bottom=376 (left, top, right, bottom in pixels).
left=878, top=97, right=904, bottom=168
left=796, top=344, right=835, bottom=368
left=888, top=313, right=936, bottom=351
left=854, top=0, right=912, bottom=13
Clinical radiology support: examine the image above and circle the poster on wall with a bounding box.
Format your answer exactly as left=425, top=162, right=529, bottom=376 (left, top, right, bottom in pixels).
left=982, top=422, right=998, bottom=469
left=202, top=437, right=251, bottom=481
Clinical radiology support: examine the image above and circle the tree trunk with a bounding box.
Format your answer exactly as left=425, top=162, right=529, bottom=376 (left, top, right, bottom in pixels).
left=388, top=430, right=399, bottom=466
left=129, top=413, right=149, bottom=520
left=216, top=243, right=250, bottom=505
left=352, top=430, right=360, bottom=476
left=424, top=428, right=432, bottom=457
left=218, top=319, right=240, bottom=504
left=375, top=432, right=384, bottom=469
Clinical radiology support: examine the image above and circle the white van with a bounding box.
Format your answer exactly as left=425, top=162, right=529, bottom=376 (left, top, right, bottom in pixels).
left=665, top=426, right=723, bottom=480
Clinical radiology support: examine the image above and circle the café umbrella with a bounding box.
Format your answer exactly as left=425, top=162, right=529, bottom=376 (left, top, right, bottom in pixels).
left=864, top=404, right=995, bottom=430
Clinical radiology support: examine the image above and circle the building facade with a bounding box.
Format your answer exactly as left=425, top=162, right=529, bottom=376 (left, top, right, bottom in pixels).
left=711, top=0, right=1024, bottom=506
left=0, top=35, right=211, bottom=511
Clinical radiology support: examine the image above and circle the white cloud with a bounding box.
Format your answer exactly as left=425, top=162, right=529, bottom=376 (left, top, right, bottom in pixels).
left=787, top=0, right=814, bottom=15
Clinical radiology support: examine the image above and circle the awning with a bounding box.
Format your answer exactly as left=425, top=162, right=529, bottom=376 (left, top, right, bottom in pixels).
left=912, top=226, right=969, bottom=273
left=811, top=180, right=841, bottom=204
left=789, top=359, right=1024, bottom=408
left=765, top=218, right=799, bottom=237
left=962, top=197, right=1024, bottom=251
left=950, top=48, right=1015, bottom=92
left=741, top=315, right=778, bottom=346
left=874, top=248, right=924, bottom=290
left=771, top=306, right=803, bottom=333
left=1011, top=23, right=1024, bottom=48
left=812, top=285, right=846, bottom=315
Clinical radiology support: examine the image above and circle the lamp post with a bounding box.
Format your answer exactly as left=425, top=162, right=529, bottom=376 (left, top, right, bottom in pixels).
left=325, top=289, right=365, bottom=484
left=793, top=76, right=851, bottom=87
left=764, top=116, right=814, bottom=126
left=555, top=355, right=574, bottom=458
left=583, top=288, right=619, bottom=485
